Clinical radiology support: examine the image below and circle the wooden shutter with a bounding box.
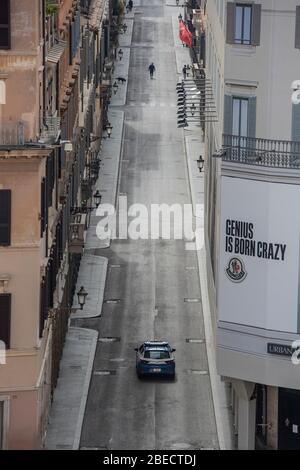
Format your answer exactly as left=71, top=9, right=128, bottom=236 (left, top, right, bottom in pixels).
left=251, top=4, right=262, bottom=46
left=248, top=97, right=257, bottom=138
left=0, top=294, right=11, bottom=349
left=226, top=3, right=236, bottom=44
left=295, top=6, right=300, bottom=49
left=40, top=178, right=46, bottom=237
left=0, top=0, right=10, bottom=50
left=292, top=104, right=300, bottom=142
left=0, top=190, right=11, bottom=246
left=224, top=95, right=233, bottom=135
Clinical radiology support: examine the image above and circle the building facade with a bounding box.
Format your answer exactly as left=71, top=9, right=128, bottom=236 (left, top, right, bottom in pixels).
left=0, top=0, right=115, bottom=449
left=205, top=0, right=300, bottom=450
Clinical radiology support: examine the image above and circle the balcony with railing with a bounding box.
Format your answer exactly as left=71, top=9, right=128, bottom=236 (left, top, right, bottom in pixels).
left=222, top=135, right=300, bottom=169
left=39, top=116, right=61, bottom=145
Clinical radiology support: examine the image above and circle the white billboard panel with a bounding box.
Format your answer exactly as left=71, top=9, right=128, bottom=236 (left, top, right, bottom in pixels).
left=218, top=176, right=300, bottom=334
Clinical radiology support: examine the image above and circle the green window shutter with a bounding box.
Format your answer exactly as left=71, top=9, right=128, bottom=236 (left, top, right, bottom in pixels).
left=251, top=4, right=262, bottom=46
left=0, top=190, right=11, bottom=246
left=248, top=97, right=257, bottom=138
left=295, top=6, right=300, bottom=49
left=224, top=95, right=233, bottom=135
left=292, top=103, right=300, bottom=141
left=0, top=294, right=11, bottom=349
left=226, top=3, right=236, bottom=44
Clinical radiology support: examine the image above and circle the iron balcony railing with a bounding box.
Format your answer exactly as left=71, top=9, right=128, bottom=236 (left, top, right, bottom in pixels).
left=222, top=135, right=300, bottom=169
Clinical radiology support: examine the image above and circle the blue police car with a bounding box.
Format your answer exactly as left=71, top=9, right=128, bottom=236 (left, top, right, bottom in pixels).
left=134, top=341, right=176, bottom=379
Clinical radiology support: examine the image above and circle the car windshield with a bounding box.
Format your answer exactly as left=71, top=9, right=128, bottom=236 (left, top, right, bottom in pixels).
left=144, top=349, right=170, bottom=360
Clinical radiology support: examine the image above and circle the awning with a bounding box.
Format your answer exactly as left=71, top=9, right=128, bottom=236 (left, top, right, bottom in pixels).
left=47, top=40, right=67, bottom=64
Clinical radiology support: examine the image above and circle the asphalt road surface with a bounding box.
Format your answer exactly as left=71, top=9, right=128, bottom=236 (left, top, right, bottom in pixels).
left=79, top=0, right=218, bottom=451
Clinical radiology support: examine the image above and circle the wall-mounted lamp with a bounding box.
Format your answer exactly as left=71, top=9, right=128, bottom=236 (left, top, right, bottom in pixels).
left=197, top=155, right=204, bottom=172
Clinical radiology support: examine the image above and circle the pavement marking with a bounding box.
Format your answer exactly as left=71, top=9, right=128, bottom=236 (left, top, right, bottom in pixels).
left=187, top=369, right=208, bottom=375
left=110, top=358, right=125, bottom=362
left=184, top=298, right=201, bottom=303
left=80, top=447, right=107, bottom=450
left=94, top=370, right=117, bottom=376
left=109, top=264, right=122, bottom=268
left=104, top=299, right=122, bottom=304
left=186, top=338, right=205, bottom=344
left=55, top=444, right=73, bottom=449
left=185, top=266, right=198, bottom=270
left=98, top=337, right=121, bottom=343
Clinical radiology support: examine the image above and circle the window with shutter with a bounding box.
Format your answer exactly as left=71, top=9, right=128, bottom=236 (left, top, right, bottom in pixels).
left=295, top=6, right=300, bottom=49
left=0, top=294, right=11, bottom=349
left=0, top=190, right=11, bottom=246
left=227, top=3, right=261, bottom=46
left=0, top=0, right=10, bottom=50
left=292, top=103, right=300, bottom=142
left=40, top=178, right=46, bottom=237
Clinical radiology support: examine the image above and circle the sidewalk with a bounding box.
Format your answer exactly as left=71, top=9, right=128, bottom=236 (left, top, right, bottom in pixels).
left=45, top=16, right=133, bottom=450
left=171, top=14, right=234, bottom=450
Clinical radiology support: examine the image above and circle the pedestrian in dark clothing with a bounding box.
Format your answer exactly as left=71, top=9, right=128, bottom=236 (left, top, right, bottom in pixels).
left=182, top=65, right=187, bottom=79
left=128, top=0, right=133, bottom=11
left=148, top=62, right=156, bottom=79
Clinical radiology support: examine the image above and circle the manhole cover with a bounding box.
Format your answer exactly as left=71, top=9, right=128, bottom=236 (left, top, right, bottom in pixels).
left=104, top=299, right=121, bottom=304
left=98, top=337, right=121, bottom=343
left=94, top=370, right=117, bottom=376
left=184, top=298, right=201, bottom=303
left=186, top=339, right=204, bottom=344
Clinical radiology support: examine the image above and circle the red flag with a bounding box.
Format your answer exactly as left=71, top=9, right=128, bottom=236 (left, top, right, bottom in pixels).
left=179, top=20, right=193, bottom=48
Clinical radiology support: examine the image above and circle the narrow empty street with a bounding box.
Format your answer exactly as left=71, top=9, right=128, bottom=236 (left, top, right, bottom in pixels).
left=79, top=0, right=218, bottom=450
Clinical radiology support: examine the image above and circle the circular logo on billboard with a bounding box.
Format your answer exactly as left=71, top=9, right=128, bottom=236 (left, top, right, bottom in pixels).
left=226, top=257, right=247, bottom=283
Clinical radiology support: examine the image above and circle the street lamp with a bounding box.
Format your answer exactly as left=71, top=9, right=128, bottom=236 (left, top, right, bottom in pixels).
left=105, top=123, right=113, bottom=138
left=77, top=286, right=88, bottom=310
left=190, top=103, right=196, bottom=116
left=118, top=49, right=123, bottom=61
left=197, top=155, right=205, bottom=172
left=93, top=190, right=102, bottom=208
left=113, top=81, right=118, bottom=95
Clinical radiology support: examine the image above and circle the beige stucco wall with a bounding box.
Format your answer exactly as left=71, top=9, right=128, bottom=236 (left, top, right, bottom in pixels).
left=0, top=0, right=43, bottom=142
left=0, top=153, right=52, bottom=448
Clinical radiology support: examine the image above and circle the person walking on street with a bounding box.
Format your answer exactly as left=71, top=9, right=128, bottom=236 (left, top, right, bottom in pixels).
left=148, top=62, right=156, bottom=79
left=127, top=0, right=133, bottom=11
left=182, top=65, right=187, bottom=79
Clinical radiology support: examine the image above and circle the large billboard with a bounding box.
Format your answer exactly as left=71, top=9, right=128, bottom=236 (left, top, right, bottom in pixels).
left=218, top=175, right=300, bottom=334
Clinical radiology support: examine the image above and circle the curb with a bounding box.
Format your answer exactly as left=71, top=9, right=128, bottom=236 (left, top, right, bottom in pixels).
left=72, top=327, right=99, bottom=450
left=182, top=132, right=228, bottom=451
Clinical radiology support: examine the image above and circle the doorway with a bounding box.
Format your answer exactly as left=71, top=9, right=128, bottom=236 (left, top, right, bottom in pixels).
left=278, top=388, right=300, bottom=450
